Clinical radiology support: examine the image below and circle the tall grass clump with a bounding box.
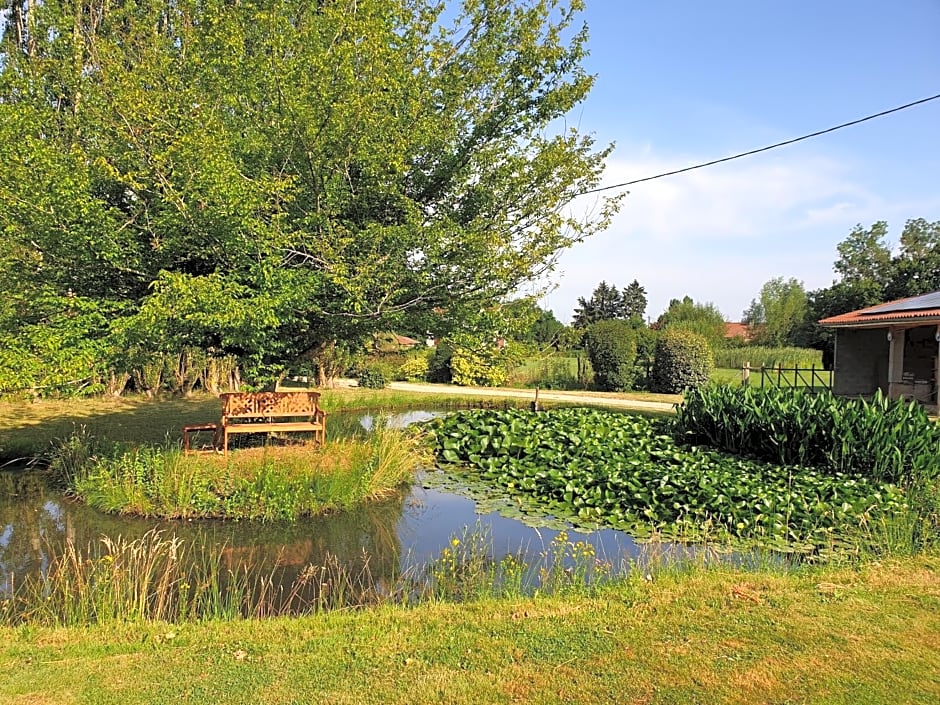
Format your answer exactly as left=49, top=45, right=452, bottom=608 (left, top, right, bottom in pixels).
left=0, top=523, right=634, bottom=626
left=713, top=346, right=823, bottom=370
left=674, top=386, right=940, bottom=484
left=64, top=423, right=431, bottom=520
left=0, top=529, right=396, bottom=625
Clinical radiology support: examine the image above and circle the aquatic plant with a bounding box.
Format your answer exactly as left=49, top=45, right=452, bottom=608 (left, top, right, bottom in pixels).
left=674, top=386, right=940, bottom=484
left=431, top=408, right=906, bottom=550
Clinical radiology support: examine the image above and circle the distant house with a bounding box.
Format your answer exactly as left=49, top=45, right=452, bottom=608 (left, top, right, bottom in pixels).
left=724, top=322, right=756, bottom=343
left=373, top=332, right=421, bottom=352
left=819, top=291, right=940, bottom=405
left=392, top=334, right=420, bottom=349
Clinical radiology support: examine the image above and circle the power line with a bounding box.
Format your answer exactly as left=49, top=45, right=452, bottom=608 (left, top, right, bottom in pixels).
left=581, top=92, right=940, bottom=196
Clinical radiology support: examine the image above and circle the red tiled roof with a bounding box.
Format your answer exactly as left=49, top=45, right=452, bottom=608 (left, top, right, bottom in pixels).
left=819, top=292, right=940, bottom=327
left=724, top=322, right=759, bottom=341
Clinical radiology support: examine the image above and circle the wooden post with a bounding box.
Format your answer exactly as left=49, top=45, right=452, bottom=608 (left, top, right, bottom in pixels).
left=742, top=362, right=750, bottom=387
left=531, top=386, right=540, bottom=412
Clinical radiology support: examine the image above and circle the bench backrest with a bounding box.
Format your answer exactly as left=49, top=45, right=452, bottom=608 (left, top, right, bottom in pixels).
left=221, top=391, right=322, bottom=419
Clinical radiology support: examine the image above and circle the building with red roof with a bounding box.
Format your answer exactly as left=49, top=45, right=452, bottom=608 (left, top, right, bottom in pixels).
left=819, top=291, right=940, bottom=405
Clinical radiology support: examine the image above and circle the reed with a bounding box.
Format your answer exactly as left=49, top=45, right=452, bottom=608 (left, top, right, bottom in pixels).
left=65, top=423, right=432, bottom=520
left=713, top=346, right=823, bottom=370
left=0, top=526, right=637, bottom=626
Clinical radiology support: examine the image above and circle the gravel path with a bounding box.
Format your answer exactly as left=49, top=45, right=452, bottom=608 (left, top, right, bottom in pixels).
left=385, top=381, right=677, bottom=413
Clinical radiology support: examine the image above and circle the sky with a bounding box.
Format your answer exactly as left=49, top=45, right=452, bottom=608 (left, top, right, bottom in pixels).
left=537, top=0, right=940, bottom=325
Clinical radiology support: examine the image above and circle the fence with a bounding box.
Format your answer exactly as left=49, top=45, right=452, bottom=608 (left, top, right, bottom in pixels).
left=741, top=363, right=832, bottom=392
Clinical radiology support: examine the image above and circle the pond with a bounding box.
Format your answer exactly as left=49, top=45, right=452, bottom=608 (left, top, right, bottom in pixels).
left=0, top=408, right=689, bottom=610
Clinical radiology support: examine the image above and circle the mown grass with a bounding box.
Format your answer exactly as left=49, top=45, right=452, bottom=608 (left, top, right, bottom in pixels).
left=0, top=556, right=937, bottom=704
left=0, top=387, right=516, bottom=463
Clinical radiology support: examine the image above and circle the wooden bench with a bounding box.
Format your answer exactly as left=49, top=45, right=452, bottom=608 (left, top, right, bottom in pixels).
left=183, top=391, right=327, bottom=455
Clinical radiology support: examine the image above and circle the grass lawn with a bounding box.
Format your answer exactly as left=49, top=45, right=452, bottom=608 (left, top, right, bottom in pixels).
left=0, top=388, right=520, bottom=459
left=0, top=558, right=937, bottom=704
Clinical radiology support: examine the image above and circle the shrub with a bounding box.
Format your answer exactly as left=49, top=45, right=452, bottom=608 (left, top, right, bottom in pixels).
left=582, top=320, right=637, bottom=392
left=632, top=326, right=659, bottom=389
left=358, top=366, right=388, bottom=389
left=650, top=328, right=713, bottom=394
left=397, top=353, right=430, bottom=382
left=450, top=347, right=508, bottom=387
left=426, top=342, right=454, bottom=383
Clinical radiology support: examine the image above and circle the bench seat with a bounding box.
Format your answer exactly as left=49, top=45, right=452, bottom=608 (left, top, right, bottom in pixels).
left=183, top=391, right=328, bottom=455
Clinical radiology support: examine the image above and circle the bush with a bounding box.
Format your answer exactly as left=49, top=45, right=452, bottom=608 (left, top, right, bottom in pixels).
left=582, top=320, right=637, bottom=392
left=633, top=326, right=659, bottom=389
left=450, top=348, right=509, bottom=387
left=357, top=366, right=388, bottom=389
left=397, top=353, right=430, bottom=382
left=426, top=343, right=454, bottom=383
left=650, top=329, right=713, bottom=394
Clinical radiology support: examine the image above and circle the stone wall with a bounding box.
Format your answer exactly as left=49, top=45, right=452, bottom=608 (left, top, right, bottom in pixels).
left=833, top=328, right=888, bottom=396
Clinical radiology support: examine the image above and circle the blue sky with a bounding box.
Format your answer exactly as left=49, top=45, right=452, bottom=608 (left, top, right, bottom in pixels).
left=538, top=0, right=940, bottom=324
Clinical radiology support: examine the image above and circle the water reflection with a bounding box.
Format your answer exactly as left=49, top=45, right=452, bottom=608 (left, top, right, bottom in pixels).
left=0, top=409, right=672, bottom=610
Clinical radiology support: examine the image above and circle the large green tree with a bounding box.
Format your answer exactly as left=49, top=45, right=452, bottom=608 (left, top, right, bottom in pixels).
left=0, top=0, right=619, bottom=391
left=742, top=277, right=807, bottom=347
left=655, top=296, right=726, bottom=349
left=572, top=279, right=646, bottom=328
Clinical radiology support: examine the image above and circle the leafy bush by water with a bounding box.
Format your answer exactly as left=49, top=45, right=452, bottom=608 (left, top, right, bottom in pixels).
left=431, top=408, right=905, bottom=550
left=674, top=386, right=940, bottom=484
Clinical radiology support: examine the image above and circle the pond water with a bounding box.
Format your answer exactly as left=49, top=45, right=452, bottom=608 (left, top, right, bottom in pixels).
left=0, top=409, right=686, bottom=606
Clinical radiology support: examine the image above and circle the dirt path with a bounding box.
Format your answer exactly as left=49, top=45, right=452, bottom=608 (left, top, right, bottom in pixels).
left=385, top=381, right=677, bottom=413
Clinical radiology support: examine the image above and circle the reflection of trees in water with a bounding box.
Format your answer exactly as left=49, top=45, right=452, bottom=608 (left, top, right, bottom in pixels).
left=1, top=471, right=407, bottom=611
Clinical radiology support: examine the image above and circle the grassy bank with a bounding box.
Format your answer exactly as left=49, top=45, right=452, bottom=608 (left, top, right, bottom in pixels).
left=1, top=556, right=937, bottom=704
left=64, top=426, right=430, bottom=520
left=0, top=387, right=522, bottom=463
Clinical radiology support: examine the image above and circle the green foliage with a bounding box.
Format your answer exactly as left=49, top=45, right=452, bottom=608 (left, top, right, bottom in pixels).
left=0, top=0, right=620, bottom=392
left=398, top=353, right=431, bottom=382
left=431, top=408, right=905, bottom=549
left=426, top=342, right=455, bottom=383
left=712, top=346, right=823, bottom=370
left=742, top=277, right=807, bottom=346
left=67, top=426, right=430, bottom=520
left=632, top=326, right=659, bottom=388
left=674, top=387, right=940, bottom=485
left=650, top=329, right=713, bottom=394
left=358, top=367, right=389, bottom=389
left=572, top=280, right=646, bottom=328
left=582, top=320, right=637, bottom=391
left=531, top=308, right=566, bottom=347
left=655, top=296, right=726, bottom=349
left=450, top=348, right=509, bottom=387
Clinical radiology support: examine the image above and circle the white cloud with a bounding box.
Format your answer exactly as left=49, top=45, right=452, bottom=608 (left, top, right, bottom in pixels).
left=542, top=148, right=896, bottom=323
